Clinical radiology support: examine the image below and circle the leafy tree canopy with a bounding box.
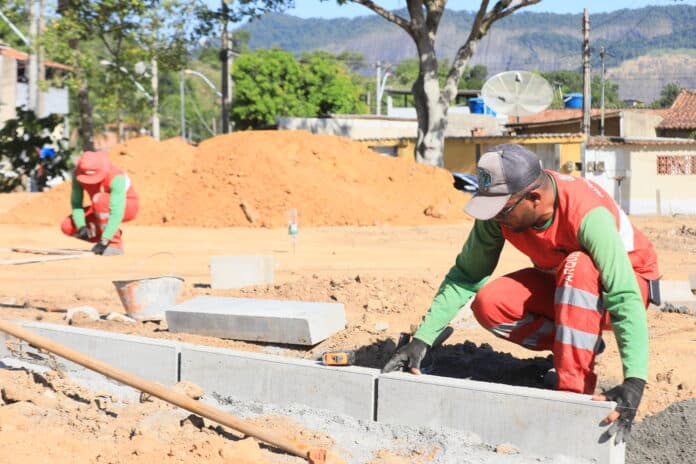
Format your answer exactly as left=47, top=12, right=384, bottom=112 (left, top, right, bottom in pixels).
left=652, top=82, right=681, bottom=108
left=231, top=48, right=366, bottom=129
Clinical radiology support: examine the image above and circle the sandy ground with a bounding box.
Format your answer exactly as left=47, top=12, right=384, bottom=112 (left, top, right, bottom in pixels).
left=1, top=191, right=695, bottom=462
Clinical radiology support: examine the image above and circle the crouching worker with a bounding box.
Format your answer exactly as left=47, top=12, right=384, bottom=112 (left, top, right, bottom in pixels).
left=61, top=150, right=139, bottom=256
left=383, top=144, right=659, bottom=444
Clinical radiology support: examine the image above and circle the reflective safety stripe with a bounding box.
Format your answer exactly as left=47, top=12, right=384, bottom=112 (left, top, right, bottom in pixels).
left=555, top=325, right=599, bottom=351
left=95, top=212, right=109, bottom=219
left=123, top=173, right=131, bottom=191
left=522, top=319, right=555, bottom=348
left=554, top=286, right=604, bottom=313
left=491, top=314, right=535, bottom=338
left=618, top=208, right=635, bottom=252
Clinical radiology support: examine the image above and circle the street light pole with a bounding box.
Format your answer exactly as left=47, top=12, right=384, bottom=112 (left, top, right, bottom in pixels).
left=220, top=0, right=230, bottom=133
left=180, top=71, right=186, bottom=139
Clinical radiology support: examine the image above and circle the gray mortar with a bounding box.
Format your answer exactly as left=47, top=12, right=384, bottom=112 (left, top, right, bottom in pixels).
left=2, top=356, right=592, bottom=464
left=626, top=398, right=696, bottom=464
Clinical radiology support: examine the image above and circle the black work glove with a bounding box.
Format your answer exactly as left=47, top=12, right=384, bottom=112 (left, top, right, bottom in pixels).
left=91, top=239, right=109, bottom=255
left=597, top=377, right=645, bottom=444
left=76, top=226, right=90, bottom=241
left=381, top=338, right=429, bottom=374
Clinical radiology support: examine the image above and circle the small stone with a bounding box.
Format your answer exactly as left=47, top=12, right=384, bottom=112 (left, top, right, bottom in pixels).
left=65, top=306, right=100, bottom=323
left=374, top=322, right=389, bottom=332
left=495, top=444, right=519, bottom=454
left=171, top=381, right=204, bottom=400
left=104, top=313, right=137, bottom=323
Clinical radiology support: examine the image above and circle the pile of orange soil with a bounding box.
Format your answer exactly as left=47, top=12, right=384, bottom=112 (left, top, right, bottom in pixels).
left=0, top=131, right=470, bottom=228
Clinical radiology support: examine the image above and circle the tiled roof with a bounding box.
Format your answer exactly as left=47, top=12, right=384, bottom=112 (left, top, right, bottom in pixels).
left=588, top=136, right=696, bottom=147
left=0, top=45, right=72, bottom=71
left=657, top=90, right=696, bottom=130
left=508, top=108, right=669, bottom=126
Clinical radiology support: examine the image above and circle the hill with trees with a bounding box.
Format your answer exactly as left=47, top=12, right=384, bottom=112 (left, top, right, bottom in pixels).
left=241, top=4, right=696, bottom=103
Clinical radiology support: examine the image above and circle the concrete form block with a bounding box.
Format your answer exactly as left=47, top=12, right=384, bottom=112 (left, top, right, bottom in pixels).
left=377, top=373, right=624, bottom=464
left=180, top=344, right=377, bottom=420
left=17, top=322, right=180, bottom=386
left=659, top=280, right=695, bottom=303
left=209, top=255, right=274, bottom=289
left=166, top=296, right=346, bottom=345
left=688, top=272, right=696, bottom=291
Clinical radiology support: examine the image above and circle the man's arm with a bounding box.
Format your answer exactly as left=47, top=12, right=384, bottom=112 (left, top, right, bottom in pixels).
left=578, top=207, right=648, bottom=381
left=414, top=219, right=505, bottom=344
left=70, top=176, right=86, bottom=229
left=102, top=175, right=127, bottom=241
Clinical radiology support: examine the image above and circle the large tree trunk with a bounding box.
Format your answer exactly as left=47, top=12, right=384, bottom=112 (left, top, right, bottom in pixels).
left=413, top=67, right=448, bottom=167
left=77, top=82, right=95, bottom=151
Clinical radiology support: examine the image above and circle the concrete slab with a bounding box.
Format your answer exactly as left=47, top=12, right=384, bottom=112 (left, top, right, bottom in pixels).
left=180, top=344, right=377, bottom=420
left=659, top=280, right=695, bottom=303
left=689, top=272, right=696, bottom=291
left=377, top=372, right=624, bottom=464
left=16, top=322, right=180, bottom=386
left=166, top=296, right=346, bottom=345
left=209, top=255, right=274, bottom=289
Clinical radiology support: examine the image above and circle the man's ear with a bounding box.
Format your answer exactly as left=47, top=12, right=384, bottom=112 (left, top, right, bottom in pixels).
left=527, top=190, right=542, bottom=202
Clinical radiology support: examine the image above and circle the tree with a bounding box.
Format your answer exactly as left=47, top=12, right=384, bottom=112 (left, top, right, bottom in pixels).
left=321, top=0, right=541, bottom=166
left=541, top=70, right=620, bottom=109
left=231, top=48, right=365, bottom=129
left=652, top=83, right=681, bottom=108
left=0, top=109, right=73, bottom=192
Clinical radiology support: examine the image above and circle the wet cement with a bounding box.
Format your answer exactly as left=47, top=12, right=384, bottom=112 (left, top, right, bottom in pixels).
left=627, top=398, right=696, bottom=463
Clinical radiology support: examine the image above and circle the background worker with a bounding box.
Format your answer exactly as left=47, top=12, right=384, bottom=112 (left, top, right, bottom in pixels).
left=60, top=150, right=139, bottom=256
left=383, top=144, right=659, bottom=444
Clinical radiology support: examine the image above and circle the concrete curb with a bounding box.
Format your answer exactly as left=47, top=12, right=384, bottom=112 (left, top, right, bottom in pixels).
left=0, top=322, right=624, bottom=463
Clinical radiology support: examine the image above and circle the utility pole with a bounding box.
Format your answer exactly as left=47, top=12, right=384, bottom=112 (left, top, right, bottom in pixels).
left=151, top=57, right=160, bottom=140
left=581, top=9, right=591, bottom=140
left=375, top=60, right=381, bottom=115
left=599, top=46, right=606, bottom=136
left=220, top=0, right=231, bottom=133
left=28, top=0, right=39, bottom=113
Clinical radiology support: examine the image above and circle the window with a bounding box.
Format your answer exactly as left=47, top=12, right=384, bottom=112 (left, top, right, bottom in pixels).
left=657, top=155, right=694, bottom=175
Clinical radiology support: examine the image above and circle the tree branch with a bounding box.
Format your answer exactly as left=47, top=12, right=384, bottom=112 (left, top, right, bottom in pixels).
left=350, top=0, right=412, bottom=33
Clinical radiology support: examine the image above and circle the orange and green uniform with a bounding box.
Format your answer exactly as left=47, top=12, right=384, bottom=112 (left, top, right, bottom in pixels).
left=60, top=163, right=139, bottom=247
left=414, top=170, right=659, bottom=394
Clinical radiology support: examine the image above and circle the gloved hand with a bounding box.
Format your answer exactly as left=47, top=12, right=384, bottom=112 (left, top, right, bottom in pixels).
left=593, top=377, right=645, bottom=444
left=381, top=338, right=429, bottom=374
left=76, top=226, right=91, bottom=241
left=91, top=239, right=109, bottom=255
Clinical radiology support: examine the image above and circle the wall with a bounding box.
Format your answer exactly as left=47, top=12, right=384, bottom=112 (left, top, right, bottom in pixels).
left=622, top=111, right=663, bottom=137
left=586, top=144, right=696, bottom=215
left=0, top=56, right=16, bottom=123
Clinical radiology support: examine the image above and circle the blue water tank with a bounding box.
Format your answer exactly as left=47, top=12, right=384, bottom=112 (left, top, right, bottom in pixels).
left=468, top=97, right=496, bottom=116
left=563, top=93, right=584, bottom=109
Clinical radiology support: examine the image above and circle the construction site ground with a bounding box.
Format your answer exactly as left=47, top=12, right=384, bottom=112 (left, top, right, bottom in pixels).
left=0, top=134, right=695, bottom=463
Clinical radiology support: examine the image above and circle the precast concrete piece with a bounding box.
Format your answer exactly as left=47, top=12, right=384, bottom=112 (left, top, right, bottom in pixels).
left=15, top=322, right=179, bottom=385
left=209, top=255, right=274, bottom=289
left=377, top=372, right=625, bottom=464
left=166, top=296, right=346, bottom=345
left=180, top=344, right=377, bottom=420
left=688, top=272, right=696, bottom=291
left=659, top=280, right=696, bottom=303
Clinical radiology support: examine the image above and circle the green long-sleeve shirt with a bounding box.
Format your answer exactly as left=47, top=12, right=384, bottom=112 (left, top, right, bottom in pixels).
left=414, top=207, right=649, bottom=381
left=71, top=175, right=127, bottom=241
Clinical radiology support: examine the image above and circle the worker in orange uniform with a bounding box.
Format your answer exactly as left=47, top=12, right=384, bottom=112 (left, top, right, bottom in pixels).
left=60, top=150, right=139, bottom=256
left=383, top=144, right=660, bottom=444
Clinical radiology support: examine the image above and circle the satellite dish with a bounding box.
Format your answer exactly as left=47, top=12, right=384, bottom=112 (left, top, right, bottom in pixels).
left=481, top=71, right=553, bottom=118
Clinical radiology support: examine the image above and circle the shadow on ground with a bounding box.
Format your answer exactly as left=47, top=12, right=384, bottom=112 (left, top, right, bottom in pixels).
left=351, top=338, right=553, bottom=390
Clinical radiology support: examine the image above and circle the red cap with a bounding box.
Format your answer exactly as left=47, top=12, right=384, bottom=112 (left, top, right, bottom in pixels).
left=75, top=151, right=109, bottom=184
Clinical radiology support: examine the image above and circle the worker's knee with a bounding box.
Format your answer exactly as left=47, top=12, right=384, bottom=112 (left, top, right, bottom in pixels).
left=471, top=283, right=505, bottom=330
left=60, top=215, right=76, bottom=236
left=92, top=193, right=110, bottom=213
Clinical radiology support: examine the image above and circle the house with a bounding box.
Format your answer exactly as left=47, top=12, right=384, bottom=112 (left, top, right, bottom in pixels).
left=586, top=136, right=696, bottom=215
left=0, top=42, right=70, bottom=124
left=507, top=108, right=669, bottom=138
left=656, top=89, right=696, bottom=138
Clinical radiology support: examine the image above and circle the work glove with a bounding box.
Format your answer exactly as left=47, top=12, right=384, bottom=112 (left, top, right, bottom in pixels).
left=381, top=338, right=429, bottom=374
left=91, top=239, right=109, bottom=255
left=594, top=377, right=645, bottom=444
left=76, top=226, right=91, bottom=241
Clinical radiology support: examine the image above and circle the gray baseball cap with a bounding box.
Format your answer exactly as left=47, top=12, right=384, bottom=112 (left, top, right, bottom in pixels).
left=464, top=144, right=542, bottom=220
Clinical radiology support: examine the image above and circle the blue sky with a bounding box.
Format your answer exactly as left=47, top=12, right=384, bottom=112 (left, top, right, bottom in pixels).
left=278, top=1, right=690, bottom=18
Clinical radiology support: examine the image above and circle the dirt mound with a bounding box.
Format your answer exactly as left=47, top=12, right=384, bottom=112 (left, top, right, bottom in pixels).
left=0, top=131, right=470, bottom=228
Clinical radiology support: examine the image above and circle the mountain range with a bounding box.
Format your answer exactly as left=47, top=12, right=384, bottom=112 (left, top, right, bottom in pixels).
left=242, top=4, right=696, bottom=103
